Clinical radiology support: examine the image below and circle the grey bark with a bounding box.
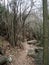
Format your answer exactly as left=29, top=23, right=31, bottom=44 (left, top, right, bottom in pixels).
left=43, top=0, right=49, bottom=65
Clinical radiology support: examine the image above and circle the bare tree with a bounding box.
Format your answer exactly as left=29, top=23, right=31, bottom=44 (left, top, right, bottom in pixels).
left=21, top=0, right=34, bottom=41
left=9, top=0, right=34, bottom=46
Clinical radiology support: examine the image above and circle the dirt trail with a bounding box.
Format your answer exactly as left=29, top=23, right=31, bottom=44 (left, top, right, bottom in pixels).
left=11, top=42, right=35, bottom=65
left=0, top=37, right=35, bottom=65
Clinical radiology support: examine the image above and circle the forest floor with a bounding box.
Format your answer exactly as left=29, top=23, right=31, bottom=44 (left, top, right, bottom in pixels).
left=0, top=36, right=35, bottom=65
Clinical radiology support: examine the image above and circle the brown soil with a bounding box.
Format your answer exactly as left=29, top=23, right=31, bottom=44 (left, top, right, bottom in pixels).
left=0, top=36, right=35, bottom=65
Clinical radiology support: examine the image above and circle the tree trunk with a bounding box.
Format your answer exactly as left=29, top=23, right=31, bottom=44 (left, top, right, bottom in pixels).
left=43, top=0, right=49, bottom=65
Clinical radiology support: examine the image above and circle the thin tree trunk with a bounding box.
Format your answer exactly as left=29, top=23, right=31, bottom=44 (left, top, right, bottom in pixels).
left=43, top=0, right=49, bottom=65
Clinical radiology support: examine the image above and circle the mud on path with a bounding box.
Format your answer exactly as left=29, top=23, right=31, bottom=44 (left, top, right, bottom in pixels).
left=0, top=36, right=35, bottom=65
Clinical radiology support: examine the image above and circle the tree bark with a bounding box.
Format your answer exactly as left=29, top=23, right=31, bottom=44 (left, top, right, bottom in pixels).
left=43, top=0, right=49, bottom=65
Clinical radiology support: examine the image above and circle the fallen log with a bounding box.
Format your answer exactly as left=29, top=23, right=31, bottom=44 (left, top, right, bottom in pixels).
left=27, top=40, right=37, bottom=45
left=0, top=55, right=12, bottom=65
left=0, top=56, right=8, bottom=65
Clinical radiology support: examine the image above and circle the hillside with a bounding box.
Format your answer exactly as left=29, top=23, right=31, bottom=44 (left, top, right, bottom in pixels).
left=0, top=36, right=36, bottom=65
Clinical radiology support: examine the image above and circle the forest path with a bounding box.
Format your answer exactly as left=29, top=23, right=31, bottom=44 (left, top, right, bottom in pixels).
left=0, top=36, right=35, bottom=65
left=11, top=41, right=35, bottom=65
